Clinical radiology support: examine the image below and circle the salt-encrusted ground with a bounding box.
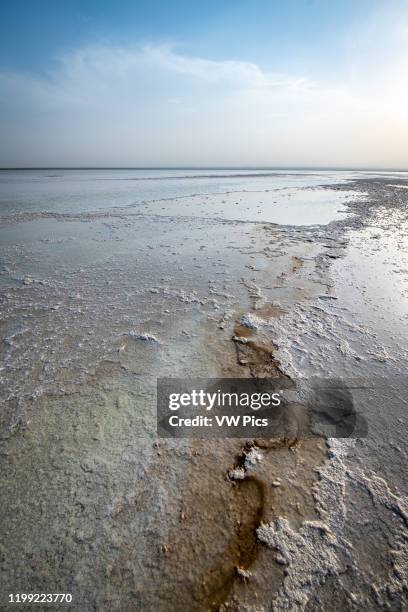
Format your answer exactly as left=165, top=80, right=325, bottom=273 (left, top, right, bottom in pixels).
left=0, top=174, right=407, bottom=610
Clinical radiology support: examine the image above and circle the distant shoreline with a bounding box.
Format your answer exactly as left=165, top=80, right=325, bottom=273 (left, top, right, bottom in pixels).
left=1, top=166, right=408, bottom=172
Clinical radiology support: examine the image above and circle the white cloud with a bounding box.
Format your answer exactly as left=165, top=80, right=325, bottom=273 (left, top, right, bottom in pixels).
left=0, top=43, right=314, bottom=111
left=1, top=15, right=408, bottom=167
left=144, top=45, right=308, bottom=91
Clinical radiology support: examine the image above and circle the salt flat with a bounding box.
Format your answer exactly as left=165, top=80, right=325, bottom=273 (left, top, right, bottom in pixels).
left=0, top=169, right=407, bottom=610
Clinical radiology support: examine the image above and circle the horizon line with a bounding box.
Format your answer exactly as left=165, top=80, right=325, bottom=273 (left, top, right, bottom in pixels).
left=0, top=165, right=407, bottom=172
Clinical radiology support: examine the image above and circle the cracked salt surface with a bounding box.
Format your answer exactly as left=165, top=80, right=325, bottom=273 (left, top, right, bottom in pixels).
left=259, top=182, right=408, bottom=609
left=1, top=170, right=407, bottom=610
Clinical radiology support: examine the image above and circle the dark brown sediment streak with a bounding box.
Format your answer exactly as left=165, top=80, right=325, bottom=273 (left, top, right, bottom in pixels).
left=183, top=312, right=327, bottom=611
left=197, top=474, right=268, bottom=611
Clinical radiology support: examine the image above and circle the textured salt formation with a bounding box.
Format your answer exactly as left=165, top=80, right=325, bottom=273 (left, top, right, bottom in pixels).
left=249, top=181, right=408, bottom=610
left=244, top=447, right=264, bottom=468
left=1, top=174, right=408, bottom=610
left=257, top=439, right=351, bottom=609
left=1, top=213, right=280, bottom=435
left=228, top=466, right=246, bottom=481
left=128, top=332, right=161, bottom=344
left=257, top=438, right=408, bottom=610
left=239, top=313, right=265, bottom=330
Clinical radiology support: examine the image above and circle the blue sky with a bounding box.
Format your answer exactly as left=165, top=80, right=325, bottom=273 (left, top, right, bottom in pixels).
left=1, top=0, right=407, bottom=167
left=1, top=1, right=373, bottom=75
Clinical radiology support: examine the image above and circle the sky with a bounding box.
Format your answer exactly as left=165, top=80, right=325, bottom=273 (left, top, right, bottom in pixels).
left=0, top=0, right=407, bottom=168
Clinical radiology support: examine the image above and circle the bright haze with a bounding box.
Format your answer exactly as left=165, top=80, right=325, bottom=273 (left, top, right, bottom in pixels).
left=1, top=0, right=407, bottom=168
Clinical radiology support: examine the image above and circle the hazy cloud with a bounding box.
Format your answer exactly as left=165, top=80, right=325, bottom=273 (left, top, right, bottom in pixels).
left=1, top=11, right=408, bottom=168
